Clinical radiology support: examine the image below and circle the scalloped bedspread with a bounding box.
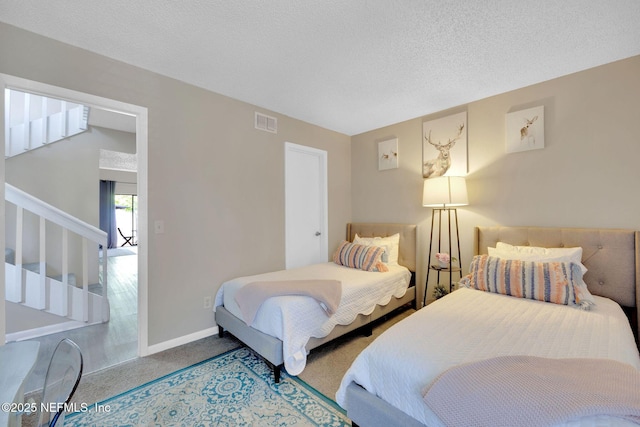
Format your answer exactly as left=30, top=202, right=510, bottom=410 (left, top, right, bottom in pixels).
left=214, top=262, right=410, bottom=375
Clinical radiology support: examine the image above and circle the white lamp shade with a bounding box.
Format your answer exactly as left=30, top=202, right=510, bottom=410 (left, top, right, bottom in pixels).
left=423, top=176, right=468, bottom=207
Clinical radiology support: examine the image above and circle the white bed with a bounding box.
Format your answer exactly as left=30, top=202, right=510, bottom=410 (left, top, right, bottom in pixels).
left=214, top=223, right=417, bottom=382
left=338, top=287, right=640, bottom=426
left=338, top=226, right=640, bottom=427
left=215, top=261, right=410, bottom=375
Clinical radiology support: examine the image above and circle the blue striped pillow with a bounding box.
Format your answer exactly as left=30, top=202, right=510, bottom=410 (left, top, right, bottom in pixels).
left=333, top=241, right=388, bottom=272
left=462, top=255, right=589, bottom=308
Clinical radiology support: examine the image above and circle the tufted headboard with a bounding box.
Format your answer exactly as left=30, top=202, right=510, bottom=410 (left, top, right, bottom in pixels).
left=346, top=223, right=416, bottom=273
left=475, top=226, right=640, bottom=341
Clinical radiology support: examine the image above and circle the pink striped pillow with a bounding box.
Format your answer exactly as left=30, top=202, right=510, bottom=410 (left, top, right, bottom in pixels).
left=463, top=255, right=587, bottom=307
left=333, top=241, right=388, bottom=272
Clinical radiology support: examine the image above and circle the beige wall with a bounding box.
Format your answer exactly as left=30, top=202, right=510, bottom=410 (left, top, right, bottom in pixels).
left=5, top=126, right=135, bottom=258
left=0, top=23, right=351, bottom=346
left=352, top=55, right=640, bottom=304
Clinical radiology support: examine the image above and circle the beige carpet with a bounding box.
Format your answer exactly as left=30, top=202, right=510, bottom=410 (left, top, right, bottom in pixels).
left=23, top=307, right=414, bottom=426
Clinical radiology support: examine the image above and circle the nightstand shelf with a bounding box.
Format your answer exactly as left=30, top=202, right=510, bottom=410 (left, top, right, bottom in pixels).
left=429, top=265, right=462, bottom=294
left=430, top=264, right=461, bottom=273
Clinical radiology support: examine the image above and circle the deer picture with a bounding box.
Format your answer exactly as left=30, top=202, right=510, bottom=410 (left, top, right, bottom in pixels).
left=423, top=123, right=464, bottom=178
left=520, top=116, right=538, bottom=144
left=380, top=150, right=397, bottom=161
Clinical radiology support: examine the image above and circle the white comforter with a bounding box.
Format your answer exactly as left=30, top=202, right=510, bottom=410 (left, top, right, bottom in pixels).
left=336, top=287, right=640, bottom=427
left=214, top=262, right=410, bottom=375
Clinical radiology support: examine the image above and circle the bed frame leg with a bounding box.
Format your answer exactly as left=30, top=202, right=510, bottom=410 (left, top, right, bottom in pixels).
left=274, top=365, right=281, bottom=383
left=363, top=324, right=373, bottom=337
left=218, top=326, right=225, bottom=338
left=265, top=360, right=282, bottom=383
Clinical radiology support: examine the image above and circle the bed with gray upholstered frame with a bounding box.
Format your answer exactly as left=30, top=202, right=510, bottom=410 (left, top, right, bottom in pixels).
left=215, top=223, right=417, bottom=382
left=342, top=226, right=640, bottom=427
left=475, top=226, right=639, bottom=338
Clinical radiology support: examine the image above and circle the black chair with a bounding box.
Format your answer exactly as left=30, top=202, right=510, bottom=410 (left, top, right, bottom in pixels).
left=118, top=227, right=134, bottom=247
left=38, top=339, right=83, bottom=427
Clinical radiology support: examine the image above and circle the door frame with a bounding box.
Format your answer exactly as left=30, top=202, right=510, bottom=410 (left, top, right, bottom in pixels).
left=0, top=73, right=150, bottom=356
left=284, top=142, right=328, bottom=269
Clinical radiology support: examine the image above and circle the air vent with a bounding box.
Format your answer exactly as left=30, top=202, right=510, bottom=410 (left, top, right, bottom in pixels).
left=255, top=112, right=277, bottom=134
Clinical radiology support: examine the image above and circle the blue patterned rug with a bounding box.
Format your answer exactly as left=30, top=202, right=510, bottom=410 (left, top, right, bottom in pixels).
left=66, top=347, right=350, bottom=426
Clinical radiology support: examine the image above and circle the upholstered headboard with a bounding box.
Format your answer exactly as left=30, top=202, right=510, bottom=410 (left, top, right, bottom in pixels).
left=346, top=223, right=416, bottom=273
left=475, top=226, right=640, bottom=340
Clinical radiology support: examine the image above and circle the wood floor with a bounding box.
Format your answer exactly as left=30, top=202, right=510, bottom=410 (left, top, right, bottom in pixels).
left=23, top=248, right=138, bottom=393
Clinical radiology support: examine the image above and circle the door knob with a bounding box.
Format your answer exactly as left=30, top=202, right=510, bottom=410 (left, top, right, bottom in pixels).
left=315, top=231, right=321, bottom=236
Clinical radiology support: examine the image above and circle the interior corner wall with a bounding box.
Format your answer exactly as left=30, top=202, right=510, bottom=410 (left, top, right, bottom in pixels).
left=0, top=22, right=351, bottom=347
left=351, top=55, right=640, bottom=305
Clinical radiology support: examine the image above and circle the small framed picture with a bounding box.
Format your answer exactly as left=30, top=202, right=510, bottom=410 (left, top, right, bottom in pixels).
left=506, top=106, right=544, bottom=153
left=378, top=138, right=398, bottom=170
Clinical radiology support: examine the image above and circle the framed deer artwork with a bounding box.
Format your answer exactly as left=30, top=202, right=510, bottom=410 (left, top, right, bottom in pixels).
left=506, top=105, right=544, bottom=153
left=378, top=137, right=399, bottom=170
left=422, top=112, right=468, bottom=179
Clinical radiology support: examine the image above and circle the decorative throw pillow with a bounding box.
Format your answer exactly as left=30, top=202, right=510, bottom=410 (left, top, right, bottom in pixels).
left=353, top=233, right=400, bottom=264
left=461, top=255, right=591, bottom=309
left=333, top=241, right=388, bottom=272
left=487, top=244, right=595, bottom=307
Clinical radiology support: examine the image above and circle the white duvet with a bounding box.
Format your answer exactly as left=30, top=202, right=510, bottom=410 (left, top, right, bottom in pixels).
left=214, top=262, right=410, bottom=375
left=336, top=287, right=640, bottom=427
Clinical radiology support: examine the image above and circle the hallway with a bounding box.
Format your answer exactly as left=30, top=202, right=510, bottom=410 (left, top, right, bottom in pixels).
left=22, top=248, right=138, bottom=393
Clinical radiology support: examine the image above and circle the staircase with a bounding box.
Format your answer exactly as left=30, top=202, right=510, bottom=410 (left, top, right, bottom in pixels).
left=4, top=88, right=89, bottom=159
left=4, top=183, right=109, bottom=338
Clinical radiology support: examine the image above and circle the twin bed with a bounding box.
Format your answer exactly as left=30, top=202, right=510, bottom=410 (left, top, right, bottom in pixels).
left=214, top=223, right=417, bottom=382
left=338, top=226, right=640, bottom=427
left=215, top=224, right=640, bottom=426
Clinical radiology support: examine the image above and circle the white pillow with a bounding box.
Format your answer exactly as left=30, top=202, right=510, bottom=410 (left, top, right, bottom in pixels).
left=354, top=233, right=400, bottom=265
left=492, top=242, right=587, bottom=274
left=488, top=243, right=595, bottom=307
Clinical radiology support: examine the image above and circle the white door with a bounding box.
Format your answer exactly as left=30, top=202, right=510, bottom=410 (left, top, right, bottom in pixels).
left=285, top=142, right=328, bottom=269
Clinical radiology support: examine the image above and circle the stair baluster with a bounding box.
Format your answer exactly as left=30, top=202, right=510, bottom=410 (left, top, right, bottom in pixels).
left=4, top=183, right=109, bottom=335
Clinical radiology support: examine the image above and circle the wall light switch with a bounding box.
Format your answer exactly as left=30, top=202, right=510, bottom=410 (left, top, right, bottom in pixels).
left=154, top=220, right=165, bottom=234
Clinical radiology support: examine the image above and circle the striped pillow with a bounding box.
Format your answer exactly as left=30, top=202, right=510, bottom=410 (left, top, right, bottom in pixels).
left=462, top=255, right=585, bottom=307
left=333, top=241, right=388, bottom=272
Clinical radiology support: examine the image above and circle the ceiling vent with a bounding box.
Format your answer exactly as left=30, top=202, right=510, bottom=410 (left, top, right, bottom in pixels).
left=255, top=112, right=277, bottom=134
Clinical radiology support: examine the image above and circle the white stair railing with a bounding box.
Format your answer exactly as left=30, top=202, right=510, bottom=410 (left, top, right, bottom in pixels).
left=4, top=89, right=89, bottom=159
left=4, top=183, right=109, bottom=324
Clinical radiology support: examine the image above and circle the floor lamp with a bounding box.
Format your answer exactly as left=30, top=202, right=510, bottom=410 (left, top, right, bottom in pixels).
left=423, top=176, right=468, bottom=307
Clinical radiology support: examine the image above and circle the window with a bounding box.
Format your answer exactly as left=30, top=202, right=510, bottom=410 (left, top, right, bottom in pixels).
left=115, top=194, right=138, bottom=246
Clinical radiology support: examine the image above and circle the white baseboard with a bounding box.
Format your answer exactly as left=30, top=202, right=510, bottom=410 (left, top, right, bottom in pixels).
left=145, top=326, right=219, bottom=356
left=6, top=320, right=90, bottom=342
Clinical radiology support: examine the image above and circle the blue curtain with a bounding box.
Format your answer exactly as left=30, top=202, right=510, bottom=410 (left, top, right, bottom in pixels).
left=99, top=180, right=117, bottom=249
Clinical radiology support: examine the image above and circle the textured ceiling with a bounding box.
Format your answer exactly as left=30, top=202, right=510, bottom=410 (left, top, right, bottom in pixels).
left=1, top=1, right=639, bottom=136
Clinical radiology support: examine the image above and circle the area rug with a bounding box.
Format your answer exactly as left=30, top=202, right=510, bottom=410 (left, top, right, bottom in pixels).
left=66, top=347, right=350, bottom=426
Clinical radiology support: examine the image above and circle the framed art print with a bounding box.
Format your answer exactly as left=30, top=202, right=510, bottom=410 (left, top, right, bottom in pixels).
left=422, top=112, right=467, bottom=178
left=378, top=138, right=398, bottom=170
left=506, top=105, right=544, bottom=153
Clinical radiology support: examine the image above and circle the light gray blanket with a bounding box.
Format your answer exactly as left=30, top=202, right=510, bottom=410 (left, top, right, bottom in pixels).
left=234, top=279, right=342, bottom=325
left=423, top=355, right=640, bottom=427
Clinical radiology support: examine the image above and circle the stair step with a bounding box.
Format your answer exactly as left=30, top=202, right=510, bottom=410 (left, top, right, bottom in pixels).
left=20, top=263, right=77, bottom=286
